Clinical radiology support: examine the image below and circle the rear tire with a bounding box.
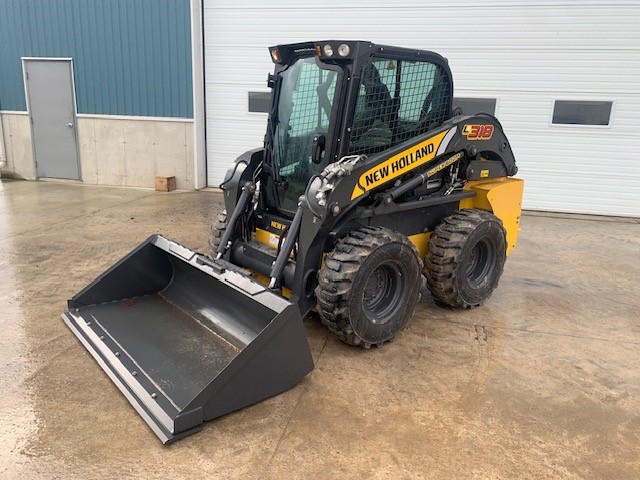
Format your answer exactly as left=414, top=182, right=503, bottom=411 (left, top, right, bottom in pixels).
left=316, top=226, right=422, bottom=348
left=426, top=209, right=506, bottom=308
left=209, top=210, right=227, bottom=256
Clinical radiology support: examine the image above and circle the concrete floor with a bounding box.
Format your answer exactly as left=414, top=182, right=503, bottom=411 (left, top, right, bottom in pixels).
left=1, top=179, right=639, bottom=479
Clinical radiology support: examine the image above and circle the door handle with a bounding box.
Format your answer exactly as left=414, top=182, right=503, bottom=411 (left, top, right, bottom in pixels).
left=66, top=122, right=74, bottom=128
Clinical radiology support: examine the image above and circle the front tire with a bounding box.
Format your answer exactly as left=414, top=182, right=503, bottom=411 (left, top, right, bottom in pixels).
left=425, top=209, right=506, bottom=308
left=209, top=210, right=227, bottom=256
left=316, top=226, right=422, bottom=348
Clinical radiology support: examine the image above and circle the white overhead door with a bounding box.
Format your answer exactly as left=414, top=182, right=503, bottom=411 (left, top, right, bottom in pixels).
left=202, top=0, right=640, bottom=216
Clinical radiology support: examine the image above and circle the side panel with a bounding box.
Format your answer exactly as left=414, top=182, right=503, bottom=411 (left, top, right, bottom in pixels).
left=459, top=178, right=525, bottom=255
left=408, top=232, right=431, bottom=263
left=350, top=130, right=450, bottom=200
left=254, top=228, right=280, bottom=249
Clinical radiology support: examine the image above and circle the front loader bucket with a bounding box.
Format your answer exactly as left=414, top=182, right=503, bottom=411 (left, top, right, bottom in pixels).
left=62, top=235, right=313, bottom=443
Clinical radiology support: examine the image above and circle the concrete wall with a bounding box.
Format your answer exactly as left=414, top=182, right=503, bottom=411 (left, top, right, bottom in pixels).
left=77, top=117, right=194, bottom=189
left=1, top=113, right=35, bottom=179
left=1, top=112, right=195, bottom=189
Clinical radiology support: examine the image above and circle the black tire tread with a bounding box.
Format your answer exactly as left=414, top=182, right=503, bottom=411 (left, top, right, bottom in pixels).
left=426, top=209, right=505, bottom=309
left=316, top=226, right=421, bottom=348
left=209, top=210, right=227, bottom=256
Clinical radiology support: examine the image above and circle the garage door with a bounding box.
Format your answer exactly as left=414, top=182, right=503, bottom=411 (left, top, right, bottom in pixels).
left=203, top=1, right=640, bottom=217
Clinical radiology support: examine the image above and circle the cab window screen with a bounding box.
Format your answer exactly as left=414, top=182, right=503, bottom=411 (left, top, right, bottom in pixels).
left=348, top=58, right=451, bottom=156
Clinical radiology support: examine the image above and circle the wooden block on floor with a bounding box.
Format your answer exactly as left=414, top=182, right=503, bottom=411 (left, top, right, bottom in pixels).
left=155, top=176, right=176, bottom=192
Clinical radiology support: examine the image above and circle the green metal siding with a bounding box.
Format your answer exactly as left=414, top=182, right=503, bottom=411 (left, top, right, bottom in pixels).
left=0, top=0, right=193, bottom=118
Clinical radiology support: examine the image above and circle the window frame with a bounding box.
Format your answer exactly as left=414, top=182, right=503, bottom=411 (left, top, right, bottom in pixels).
left=452, top=95, right=499, bottom=117
left=549, top=98, right=615, bottom=129
left=246, top=89, right=272, bottom=116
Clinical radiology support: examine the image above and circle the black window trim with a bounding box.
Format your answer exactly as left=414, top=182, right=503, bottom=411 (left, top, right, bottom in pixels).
left=247, top=90, right=272, bottom=115
left=550, top=99, right=615, bottom=128
left=452, top=96, right=499, bottom=116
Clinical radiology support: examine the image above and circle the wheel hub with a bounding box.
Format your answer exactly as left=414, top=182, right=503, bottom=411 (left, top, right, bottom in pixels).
left=363, top=262, right=404, bottom=325
left=466, top=238, right=495, bottom=287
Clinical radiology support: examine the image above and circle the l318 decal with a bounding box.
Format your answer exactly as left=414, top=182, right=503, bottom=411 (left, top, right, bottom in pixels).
left=462, top=124, right=494, bottom=140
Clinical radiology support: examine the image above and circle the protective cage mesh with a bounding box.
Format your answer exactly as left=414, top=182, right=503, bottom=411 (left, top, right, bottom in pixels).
left=348, top=58, right=451, bottom=156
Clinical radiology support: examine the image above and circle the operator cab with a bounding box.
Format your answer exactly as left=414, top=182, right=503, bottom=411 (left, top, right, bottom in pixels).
left=263, top=41, right=453, bottom=216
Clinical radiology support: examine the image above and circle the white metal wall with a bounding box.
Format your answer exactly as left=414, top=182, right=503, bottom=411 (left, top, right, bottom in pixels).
left=203, top=0, right=640, bottom=216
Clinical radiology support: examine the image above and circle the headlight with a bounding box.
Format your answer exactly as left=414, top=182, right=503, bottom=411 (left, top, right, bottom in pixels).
left=338, top=44, right=350, bottom=57
left=323, top=44, right=334, bottom=57
left=270, top=49, right=280, bottom=62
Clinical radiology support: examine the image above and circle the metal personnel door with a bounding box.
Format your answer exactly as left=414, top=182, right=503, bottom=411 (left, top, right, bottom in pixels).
left=23, top=58, right=80, bottom=179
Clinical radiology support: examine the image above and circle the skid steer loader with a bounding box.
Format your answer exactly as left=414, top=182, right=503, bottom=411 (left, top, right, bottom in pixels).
left=63, top=41, right=524, bottom=443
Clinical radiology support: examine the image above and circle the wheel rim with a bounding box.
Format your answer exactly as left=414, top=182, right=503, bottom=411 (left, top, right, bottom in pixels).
left=466, top=238, right=495, bottom=287
left=363, top=261, right=405, bottom=324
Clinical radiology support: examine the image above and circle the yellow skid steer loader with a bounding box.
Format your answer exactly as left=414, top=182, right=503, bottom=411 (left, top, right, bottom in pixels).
left=63, top=41, right=524, bottom=443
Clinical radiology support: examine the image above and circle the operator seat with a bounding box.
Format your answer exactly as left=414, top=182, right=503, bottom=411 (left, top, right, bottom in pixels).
left=420, top=71, right=450, bottom=128
left=361, top=62, right=393, bottom=125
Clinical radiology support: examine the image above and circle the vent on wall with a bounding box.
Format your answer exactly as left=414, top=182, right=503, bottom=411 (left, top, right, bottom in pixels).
left=552, top=100, right=613, bottom=126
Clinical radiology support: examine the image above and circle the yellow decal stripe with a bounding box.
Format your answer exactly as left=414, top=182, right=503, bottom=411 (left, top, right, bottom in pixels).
left=351, top=130, right=449, bottom=200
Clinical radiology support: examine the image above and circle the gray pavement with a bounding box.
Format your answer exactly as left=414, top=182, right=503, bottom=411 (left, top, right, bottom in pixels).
left=1, top=179, right=639, bottom=479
